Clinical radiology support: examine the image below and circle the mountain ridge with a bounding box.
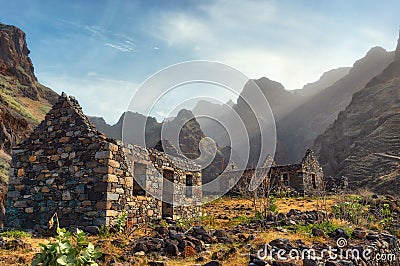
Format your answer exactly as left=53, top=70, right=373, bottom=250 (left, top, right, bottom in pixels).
left=314, top=35, right=400, bottom=194
left=0, top=22, right=58, bottom=183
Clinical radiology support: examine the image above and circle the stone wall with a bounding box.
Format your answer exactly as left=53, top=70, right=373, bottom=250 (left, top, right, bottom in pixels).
left=224, top=150, right=324, bottom=196
left=300, top=149, right=324, bottom=195
left=5, top=94, right=202, bottom=231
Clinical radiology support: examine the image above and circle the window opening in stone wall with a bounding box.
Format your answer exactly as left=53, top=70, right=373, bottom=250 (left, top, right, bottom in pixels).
left=282, top=173, right=289, bottom=187
left=186, top=174, right=193, bottom=198
left=311, top=173, right=317, bottom=189
left=162, top=170, right=174, bottom=218
left=133, top=162, right=147, bottom=196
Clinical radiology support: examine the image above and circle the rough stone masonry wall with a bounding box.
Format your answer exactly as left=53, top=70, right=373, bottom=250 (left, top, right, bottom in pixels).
left=301, top=149, right=324, bottom=195
left=223, top=150, right=324, bottom=196
left=5, top=95, right=203, bottom=230
left=5, top=96, right=111, bottom=230
left=107, top=142, right=202, bottom=225
left=147, top=148, right=202, bottom=219
left=268, top=164, right=304, bottom=192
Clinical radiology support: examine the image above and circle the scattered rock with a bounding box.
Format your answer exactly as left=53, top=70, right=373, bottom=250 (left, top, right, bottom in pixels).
left=329, top=228, right=349, bottom=240
left=214, top=229, right=227, bottom=238
left=303, top=259, right=319, bottom=266
left=148, top=262, right=165, bottom=266
left=211, top=250, right=224, bottom=260
left=182, top=246, right=197, bottom=258
left=203, top=261, right=222, bottom=266
left=134, top=251, right=145, bottom=256
left=165, top=242, right=179, bottom=256
left=311, top=228, right=325, bottom=237
left=352, top=228, right=367, bottom=239
left=84, top=225, right=100, bottom=235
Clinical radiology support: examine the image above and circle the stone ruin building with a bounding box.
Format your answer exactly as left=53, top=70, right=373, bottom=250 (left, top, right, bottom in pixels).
left=5, top=94, right=202, bottom=231
left=223, top=149, right=325, bottom=196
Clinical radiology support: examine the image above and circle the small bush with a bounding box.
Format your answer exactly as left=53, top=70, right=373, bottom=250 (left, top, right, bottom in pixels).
left=292, top=221, right=353, bottom=237
left=332, top=195, right=371, bottom=226
left=113, top=211, right=127, bottom=233
left=98, top=225, right=111, bottom=239
left=176, top=216, right=194, bottom=231
left=379, top=203, right=394, bottom=229
left=267, top=196, right=278, bottom=214
left=0, top=229, right=31, bottom=238
left=159, top=219, right=168, bottom=228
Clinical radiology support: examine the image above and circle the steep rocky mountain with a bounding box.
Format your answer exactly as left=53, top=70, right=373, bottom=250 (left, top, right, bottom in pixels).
left=314, top=35, right=400, bottom=195
left=193, top=68, right=350, bottom=148
left=0, top=22, right=58, bottom=183
left=277, top=47, right=394, bottom=163
left=89, top=112, right=161, bottom=148
left=89, top=109, right=204, bottom=154
left=90, top=109, right=232, bottom=186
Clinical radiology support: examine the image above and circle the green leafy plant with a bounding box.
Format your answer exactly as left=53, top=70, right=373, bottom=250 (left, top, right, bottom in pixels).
left=113, top=211, right=127, bottom=233
left=267, top=196, right=278, bottom=214
left=291, top=221, right=353, bottom=237
left=332, top=195, right=370, bottom=226
left=379, top=203, right=394, bottom=229
left=32, top=213, right=102, bottom=266
left=253, top=211, right=264, bottom=221
left=159, top=219, right=168, bottom=228
left=32, top=227, right=102, bottom=266
left=197, top=215, right=215, bottom=229
left=98, top=225, right=111, bottom=238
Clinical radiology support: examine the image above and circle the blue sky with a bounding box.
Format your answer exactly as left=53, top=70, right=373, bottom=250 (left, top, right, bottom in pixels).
left=1, top=0, right=399, bottom=123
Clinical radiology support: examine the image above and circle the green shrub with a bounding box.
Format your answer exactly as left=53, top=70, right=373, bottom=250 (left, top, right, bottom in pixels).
left=113, top=211, right=127, bottom=233
left=159, top=219, right=168, bottom=228
left=332, top=195, right=370, bottom=226
left=0, top=229, right=31, bottom=238
left=292, top=221, right=353, bottom=237
left=267, top=196, right=278, bottom=214
left=176, top=216, right=194, bottom=231
left=32, top=227, right=102, bottom=266
left=98, top=225, right=111, bottom=239
left=379, top=203, right=394, bottom=229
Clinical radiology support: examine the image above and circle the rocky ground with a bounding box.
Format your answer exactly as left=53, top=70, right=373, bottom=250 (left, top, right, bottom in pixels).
left=0, top=196, right=398, bottom=266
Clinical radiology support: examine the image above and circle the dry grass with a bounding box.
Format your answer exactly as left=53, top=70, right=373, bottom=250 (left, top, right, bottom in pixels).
left=18, top=96, right=51, bottom=123
left=0, top=196, right=343, bottom=266
left=203, top=196, right=339, bottom=229
left=0, top=236, right=49, bottom=265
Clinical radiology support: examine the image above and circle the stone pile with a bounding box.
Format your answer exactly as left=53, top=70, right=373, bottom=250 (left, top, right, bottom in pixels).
left=132, top=225, right=230, bottom=257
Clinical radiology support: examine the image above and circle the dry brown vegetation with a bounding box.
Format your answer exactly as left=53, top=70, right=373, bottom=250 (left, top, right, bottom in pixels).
left=0, top=196, right=344, bottom=266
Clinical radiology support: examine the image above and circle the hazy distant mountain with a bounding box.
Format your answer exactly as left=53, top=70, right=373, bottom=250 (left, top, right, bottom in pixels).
left=293, top=67, right=351, bottom=97
left=314, top=36, right=400, bottom=195
left=276, top=46, right=394, bottom=163
left=190, top=47, right=393, bottom=166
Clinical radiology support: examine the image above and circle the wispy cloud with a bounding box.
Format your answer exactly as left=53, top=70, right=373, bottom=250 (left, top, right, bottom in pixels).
left=152, top=0, right=398, bottom=89
left=105, top=41, right=135, bottom=52
left=59, top=19, right=136, bottom=54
